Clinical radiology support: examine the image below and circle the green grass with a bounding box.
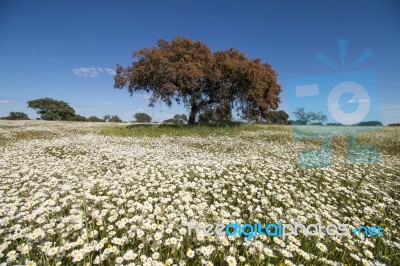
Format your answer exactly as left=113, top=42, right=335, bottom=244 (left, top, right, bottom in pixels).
left=0, top=136, right=6, bottom=146
left=99, top=124, right=400, bottom=156
left=99, top=123, right=288, bottom=137
left=358, top=126, right=400, bottom=156
left=0, top=130, right=57, bottom=147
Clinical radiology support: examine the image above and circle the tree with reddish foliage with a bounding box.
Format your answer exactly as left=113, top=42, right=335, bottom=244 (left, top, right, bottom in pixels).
left=114, top=37, right=281, bottom=124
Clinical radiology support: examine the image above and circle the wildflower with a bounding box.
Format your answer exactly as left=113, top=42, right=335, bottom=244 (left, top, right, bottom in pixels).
left=115, top=257, right=124, bottom=264
left=25, top=260, right=37, bottom=266
left=225, top=256, right=237, bottom=266
left=350, top=253, right=361, bottom=261
left=316, top=242, right=328, bottom=252
left=165, top=258, right=173, bottom=265
left=7, top=250, right=17, bottom=262
left=124, top=250, right=137, bottom=260
left=281, top=249, right=293, bottom=258
left=364, top=249, right=374, bottom=259
left=152, top=252, right=160, bottom=260
left=263, top=247, right=274, bottom=257
left=47, top=247, right=59, bottom=256
left=186, top=249, right=195, bottom=258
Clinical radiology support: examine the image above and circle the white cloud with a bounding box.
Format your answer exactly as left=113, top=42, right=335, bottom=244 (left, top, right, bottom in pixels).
left=0, top=99, right=12, bottom=104
left=380, top=104, right=400, bottom=109
left=72, top=67, right=116, bottom=77
left=136, top=108, right=145, bottom=112
left=73, top=67, right=101, bottom=77
left=379, top=104, right=400, bottom=114
left=0, top=99, right=23, bottom=104
left=104, top=68, right=116, bottom=76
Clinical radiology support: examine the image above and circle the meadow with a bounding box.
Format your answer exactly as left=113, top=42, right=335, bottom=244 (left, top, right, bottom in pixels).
left=0, top=121, right=399, bottom=266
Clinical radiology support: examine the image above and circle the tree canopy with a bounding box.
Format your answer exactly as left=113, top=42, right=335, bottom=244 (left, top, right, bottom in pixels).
left=27, top=98, right=76, bottom=121
left=72, top=115, right=87, bottom=122
left=133, top=112, right=152, bottom=123
left=355, top=121, right=383, bottom=126
left=104, top=115, right=122, bottom=123
left=293, top=108, right=327, bottom=125
left=265, top=110, right=289, bottom=124
left=163, top=114, right=188, bottom=124
left=1, top=111, right=30, bottom=120
left=87, top=116, right=105, bottom=122
left=114, top=36, right=281, bottom=124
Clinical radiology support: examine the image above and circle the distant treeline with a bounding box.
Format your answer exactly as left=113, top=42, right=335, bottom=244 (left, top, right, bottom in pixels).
left=0, top=98, right=394, bottom=126
left=1, top=97, right=292, bottom=125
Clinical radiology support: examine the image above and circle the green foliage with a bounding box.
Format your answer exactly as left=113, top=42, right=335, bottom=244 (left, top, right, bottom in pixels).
left=289, top=119, right=306, bottom=125
left=356, top=121, right=383, bottom=126
left=163, top=114, right=188, bottom=124
left=173, top=114, right=187, bottom=124
left=104, top=115, right=122, bottom=123
left=162, top=118, right=176, bottom=124
left=264, top=110, right=289, bottom=124
left=0, top=126, right=57, bottom=147
left=100, top=123, right=272, bottom=137
left=71, top=115, right=87, bottom=121
left=198, top=107, right=232, bottom=125
left=27, top=98, right=76, bottom=121
left=133, top=112, right=152, bottom=123
left=87, top=116, right=104, bottom=122
left=1, top=111, right=30, bottom=120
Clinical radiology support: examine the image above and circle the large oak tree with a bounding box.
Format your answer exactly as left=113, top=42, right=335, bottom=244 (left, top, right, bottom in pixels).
left=114, top=37, right=281, bottom=124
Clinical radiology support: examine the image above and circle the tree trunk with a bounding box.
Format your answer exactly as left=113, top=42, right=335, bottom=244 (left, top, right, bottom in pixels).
left=188, top=104, right=198, bottom=125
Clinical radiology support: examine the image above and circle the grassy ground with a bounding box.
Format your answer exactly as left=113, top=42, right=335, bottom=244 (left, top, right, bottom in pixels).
left=1, top=121, right=399, bottom=156
left=99, top=124, right=282, bottom=137
left=100, top=123, right=400, bottom=156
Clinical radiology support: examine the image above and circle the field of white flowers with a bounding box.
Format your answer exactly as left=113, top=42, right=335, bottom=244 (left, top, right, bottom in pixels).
left=0, top=121, right=399, bottom=266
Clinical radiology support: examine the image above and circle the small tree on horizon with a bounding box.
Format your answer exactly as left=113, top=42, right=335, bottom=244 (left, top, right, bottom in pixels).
left=1, top=111, right=30, bottom=120
left=104, top=115, right=122, bottom=122
left=71, top=115, right=87, bottom=121
left=173, top=114, right=188, bottom=124
left=163, top=114, right=188, bottom=124
left=293, top=108, right=327, bottom=125
left=355, top=121, right=383, bottom=126
left=133, top=112, right=152, bottom=123
left=87, top=116, right=104, bottom=122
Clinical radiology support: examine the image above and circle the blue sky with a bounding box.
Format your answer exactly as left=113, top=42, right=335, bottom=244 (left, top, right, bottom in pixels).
left=0, top=0, right=399, bottom=124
